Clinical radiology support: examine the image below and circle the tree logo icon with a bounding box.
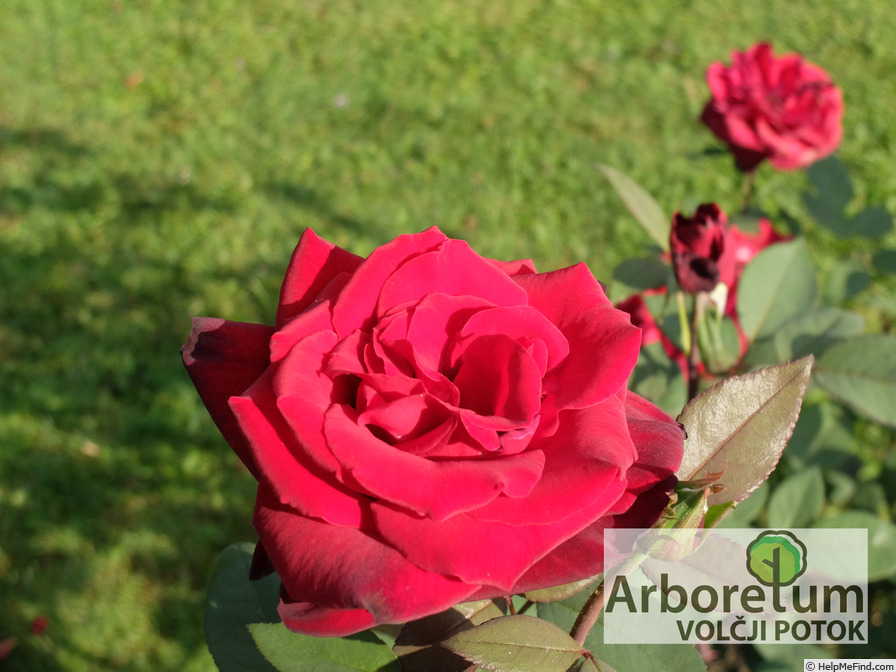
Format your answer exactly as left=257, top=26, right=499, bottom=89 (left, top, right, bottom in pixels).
left=746, top=530, right=808, bottom=587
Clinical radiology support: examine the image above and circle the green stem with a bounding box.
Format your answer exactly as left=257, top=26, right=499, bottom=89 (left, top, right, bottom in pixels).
left=570, top=582, right=605, bottom=645
left=687, top=293, right=705, bottom=402
left=741, top=170, right=756, bottom=212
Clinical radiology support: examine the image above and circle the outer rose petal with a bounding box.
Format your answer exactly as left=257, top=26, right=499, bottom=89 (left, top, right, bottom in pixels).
left=181, top=317, right=275, bottom=478
left=229, top=359, right=365, bottom=527
left=487, top=257, right=537, bottom=276
left=493, top=393, right=683, bottom=593
left=278, top=598, right=376, bottom=638
left=621, top=391, right=686, bottom=492
left=276, top=228, right=363, bottom=328
left=254, top=482, right=479, bottom=635
left=371, top=466, right=627, bottom=592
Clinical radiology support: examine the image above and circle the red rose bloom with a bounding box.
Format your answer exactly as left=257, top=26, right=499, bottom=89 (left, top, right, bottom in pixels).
left=670, top=203, right=727, bottom=294
left=183, top=227, right=684, bottom=636
left=701, top=42, right=843, bottom=172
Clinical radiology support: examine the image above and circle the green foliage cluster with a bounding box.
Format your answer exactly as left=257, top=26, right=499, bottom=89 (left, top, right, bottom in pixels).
left=606, top=154, right=896, bottom=668
left=2, top=0, right=895, bottom=669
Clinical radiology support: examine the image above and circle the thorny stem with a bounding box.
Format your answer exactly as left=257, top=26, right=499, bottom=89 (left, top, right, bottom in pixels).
left=570, top=581, right=605, bottom=645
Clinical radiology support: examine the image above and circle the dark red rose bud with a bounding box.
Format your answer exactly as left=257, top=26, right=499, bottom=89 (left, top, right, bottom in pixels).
left=670, top=203, right=727, bottom=294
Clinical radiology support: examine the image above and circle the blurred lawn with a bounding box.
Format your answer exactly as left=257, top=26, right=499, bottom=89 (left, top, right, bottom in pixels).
left=1, top=1, right=895, bottom=669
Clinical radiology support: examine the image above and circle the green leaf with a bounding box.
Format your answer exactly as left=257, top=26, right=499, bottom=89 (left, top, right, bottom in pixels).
left=741, top=336, right=781, bottom=369
left=850, top=205, right=893, bottom=238
left=675, top=357, right=813, bottom=506
left=643, top=292, right=685, bottom=353
left=766, top=466, right=825, bottom=528
left=394, top=600, right=506, bottom=672
left=814, top=334, right=896, bottom=428
left=629, top=341, right=688, bottom=418
left=524, top=577, right=599, bottom=603
left=785, top=401, right=855, bottom=469
left=826, top=470, right=857, bottom=508
left=753, top=640, right=831, bottom=665
left=585, top=620, right=706, bottom=672
left=851, top=480, right=889, bottom=516
left=596, top=163, right=669, bottom=251
left=442, top=615, right=584, bottom=672
left=773, top=308, right=864, bottom=361
left=807, top=155, right=854, bottom=207
left=873, top=248, right=896, bottom=275
left=803, top=196, right=849, bottom=236
left=609, top=256, right=670, bottom=303
left=703, top=501, right=734, bottom=529
left=823, top=259, right=871, bottom=304
left=205, top=542, right=282, bottom=672
left=803, top=157, right=853, bottom=235
left=250, top=623, right=400, bottom=672
left=535, top=589, right=590, bottom=636
left=737, top=239, right=818, bottom=343
left=815, top=511, right=896, bottom=580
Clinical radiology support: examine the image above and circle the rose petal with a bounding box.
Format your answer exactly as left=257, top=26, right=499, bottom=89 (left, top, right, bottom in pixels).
left=515, top=264, right=641, bottom=409
left=230, top=357, right=364, bottom=527
left=331, top=227, right=448, bottom=335
left=451, top=305, right=569, bottom=375
left=278, top=598, right=377, bottom=638
left=375, top=239, right=529, bottom=317
left=323, top=404, right=545, bottom=520
left=276, top=228, right=363, bottom=328
left=401, top=293, right=494, bottom=375
left=487, top=397, right=681, bottom=593
left=487, top=257, right=537, bottom=276
left=371, top=468, right=627, bottom=591
left=254, top=482, right=478, bottom=635
left=453, top=334, right=542, bottom=428
left=269, top=280, right=346, bottom=363
left=618, top=390, right=685, bottom=494
left=181, top=317, right=275, bottom=478
left=468, top=391, right=636, bottom=526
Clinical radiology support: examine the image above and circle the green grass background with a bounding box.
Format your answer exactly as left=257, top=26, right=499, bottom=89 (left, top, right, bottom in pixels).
left=2, top=1, right=895, bottom=669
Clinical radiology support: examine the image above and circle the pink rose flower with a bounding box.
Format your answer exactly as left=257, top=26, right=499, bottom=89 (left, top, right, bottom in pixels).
left=701, top=43, right=843, bottom=171
left=183, top=227, right=684, bottom=636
